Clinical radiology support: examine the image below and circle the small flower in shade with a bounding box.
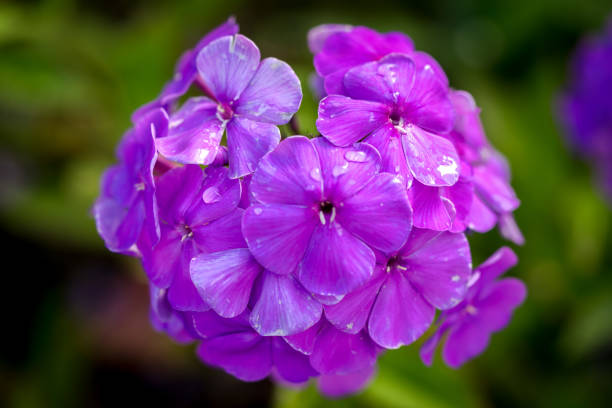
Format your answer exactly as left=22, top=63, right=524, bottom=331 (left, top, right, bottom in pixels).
left=325, top=228, right=471, bottom=349
left=242, top=136, right=413, bottom=297
left=93, top=108, right=168, bottom=254
left=192, top=311, right=318, bottom=384
left=131, top=17, right=239, bottom=122
left=190, top=250, right=323, bottom=336
left=156, top=34, right=303, bottom=178
left=419, top=247, right=526, bottom=368
left=149, top=284, right=197, bottom=344
left=450, top=90, right=523, bottom=244
left=142, top=165, right=243, bottom=311
left=317, top=53, right=459, bottom=187
left=559, top=18, right=612, bottom=200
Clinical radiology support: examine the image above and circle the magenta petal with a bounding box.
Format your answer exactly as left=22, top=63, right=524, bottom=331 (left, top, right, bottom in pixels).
left=473, top=166, right=520, bottom=213
left=197, top=332, right=272, bottom=382
left=467, top=194, right=497, bottom=233
left=401, top=125, right=460, bottom=186
left=342, top=59, right=398, bottom=104
left=156, top=97, right=224, bottom=165
left=474, top=246, right=518, bottom=289
left=307, top=24, right=352, bottom=54
left=192, top=210, right=246, bottom=253
left=325, top=267, right=386, bottom=334
left=226, top=116, right=281, bottom=178
left=283, top=320, right=323, bottom=355
left=317, top=96, right=390, bottom=147
left=186, top=166, right=242, bottom=226
left=401, top=229, right=471, bottom=309
left=409, top=182, right=455, bottom=231
left=155, top=165, right=205, bottom=224
left=475, top=278, right=527, bottom=332
left=250, top=136, right=323, bottom=205
left=194, top=16, right=240, bottom=53
left=272, top=338, right=319, bottom=383
left=310, top=324, right=377, bottom=375
left=250, top=271, right=322, bottom=336
left=314, top=27, right=384, bottom=76
left=196, top=34, right=260, bottom=103
left=142, top=228, right=182, bottom=287
left=419, top=321, right=450, bottom=366
left=369, top=272, right=434, bottom=348
left=312, top=138, right=381, bottom=201
left=442, top=319, right=489, bottom=368
left=364, top=124, right=413, bottom=186
left=299, top=223, right=375, bottom=296
left=498, top=213, right=525, bottom=245
left=190, top=248, right=261, bottom=318
left=337, top=173, right=412, bottom=252
left=235, top=57, right=302, bottom=124
left=243, top=203, right=317, bottom=275
left=167, top=243, right=209, bottom=311
left=318, top=365, right=376, bottom=398
left=408, top=63, right=454, bottom=134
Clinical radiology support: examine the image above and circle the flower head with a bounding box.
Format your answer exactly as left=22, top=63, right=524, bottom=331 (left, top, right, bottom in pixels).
left=419, top=247, right=526, bottom=368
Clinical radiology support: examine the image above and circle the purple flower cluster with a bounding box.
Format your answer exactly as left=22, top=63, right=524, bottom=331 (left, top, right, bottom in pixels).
left=559, top=18, right=612, bottom=201
left=94, top=19, right=526, bottom=397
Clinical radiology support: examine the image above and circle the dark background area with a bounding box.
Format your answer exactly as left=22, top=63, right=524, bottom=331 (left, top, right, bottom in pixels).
left=1, top=0, right=611, bottom=407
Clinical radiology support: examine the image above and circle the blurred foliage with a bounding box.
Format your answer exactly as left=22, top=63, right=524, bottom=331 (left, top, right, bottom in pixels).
left=1, top=0, right=612, bottom=407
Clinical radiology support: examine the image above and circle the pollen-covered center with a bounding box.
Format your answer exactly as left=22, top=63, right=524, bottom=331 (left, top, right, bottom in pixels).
left=386, top=255, right=407, bottom=273
left=318, top=201, right=336, bottom=225
left=180, top=224, right=194, bottom=242
left=217, top=103, right=234, bottom=121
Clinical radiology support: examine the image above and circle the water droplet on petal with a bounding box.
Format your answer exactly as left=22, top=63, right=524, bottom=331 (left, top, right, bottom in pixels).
left=310, top=167, right=322, bottom=181
left=202, top=186, right=221, bottom=203
left=344, top=150, right=368, bottom=163
left=332, top=161, right=349, bottom=177
left=254, top=207, right=263, bottom=215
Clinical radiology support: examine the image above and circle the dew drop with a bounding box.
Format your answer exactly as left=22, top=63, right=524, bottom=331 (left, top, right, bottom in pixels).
left=344, top=150, right=368, bottom=163
left=254, top=207, right=263, bottom=215
left=310, top=167, right=322, bottom=181
left=202, top=186, right=221, bottom=203
left=332, top=161, right=349, bottom=177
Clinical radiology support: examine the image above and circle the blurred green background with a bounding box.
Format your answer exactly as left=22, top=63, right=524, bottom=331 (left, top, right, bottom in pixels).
left=1, top=0, right=611, bottom=407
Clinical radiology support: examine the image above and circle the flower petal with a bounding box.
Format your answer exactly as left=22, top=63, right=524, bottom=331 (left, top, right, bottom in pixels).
left=235, top=57, right=302, bottom=124
left=186, top=166, right=242, bottom=226
left=192, top=209, right=246, bottom=252
left=475, top=277, right=527, bottom=332
left=226, top=115, right=281, bottom=179
left=317, top=96, right=390, bottom=147
left=401, top=125, right=460, bottom=186
left=466, top=194, right=497, bottom=233
left=307, top=24, right=352, bottom=54
left=473, top=166, right=520, bottom=213
left=283, top=320, right=323, bottom=355
left=250, top=271, right=322, bottom=336
left=368, top=271, right=434, bottom=348
left=401, top=229, right=471, bottom=310
left=337, top=173, right=412, bottom=252
left=364, top=123, right=413, bottom=186
left=249, top=136, right=323, bottom=205
left=197, top=332, right=272, bottom=382
left=167, top=242, right=209, bottom=311
left=409, top=182, right=455, bottom=231
left=318, top=365, right=376, bottom=398
left=156, top=97, right=224, bottom=165
left=243, top=203, right=317, bottom=275
left=190, top=248, right=261, bottom=318
left=325, top=267, right=386, bottom=334
left=310, top=324, right=377, bottom=375
left=196, top=34, right=260, bottom=103
left=299, top=223, right=375, bottom=297
left=441, top=318, right=489, bottom=368
left=272, top=338, right=319, bottom=383
left=312, top=138, right=381, bottom=201
left=473, top=246, right=518, bottom=290
left=407, top=62, right=454, bottom=134
left=155, top=165, right=205, bottom=224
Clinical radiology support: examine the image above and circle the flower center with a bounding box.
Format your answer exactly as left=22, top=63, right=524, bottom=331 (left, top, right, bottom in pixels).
left=217, top=103, right=234, bottom=121
left=180, top=224, right=194, bottom=242
left=318, top=201, right=336, bottom=225
left=389, top=110, right=402, bottom=126
left=385, top=255, right=408, bottom=273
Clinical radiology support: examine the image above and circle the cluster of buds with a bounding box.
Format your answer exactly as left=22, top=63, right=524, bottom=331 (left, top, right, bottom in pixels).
left=94, top=18, right=526, bottom=397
